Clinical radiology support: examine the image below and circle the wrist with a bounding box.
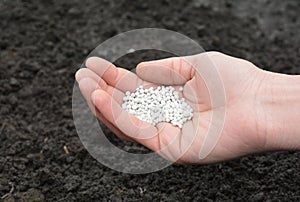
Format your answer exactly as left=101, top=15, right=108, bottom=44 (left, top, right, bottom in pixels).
left=257, top=70, right=300, bottom=151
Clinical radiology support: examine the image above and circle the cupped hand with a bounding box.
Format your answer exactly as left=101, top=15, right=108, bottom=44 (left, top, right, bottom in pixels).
left=75, top=51, right=267, bottom=164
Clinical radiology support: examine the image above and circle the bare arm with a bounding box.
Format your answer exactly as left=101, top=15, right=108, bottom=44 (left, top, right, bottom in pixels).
left=257, top=71, right=300, bottom=151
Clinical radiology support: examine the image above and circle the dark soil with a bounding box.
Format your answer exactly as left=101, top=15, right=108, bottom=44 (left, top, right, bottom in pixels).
left=1, top=0, right=300, bottom=201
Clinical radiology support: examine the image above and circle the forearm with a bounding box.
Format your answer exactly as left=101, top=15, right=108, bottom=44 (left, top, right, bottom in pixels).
left=258, top=70, right=300, bottom=151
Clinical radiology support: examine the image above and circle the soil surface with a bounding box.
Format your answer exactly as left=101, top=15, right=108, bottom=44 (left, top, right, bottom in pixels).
left=1, top=0, right=300, bottom=201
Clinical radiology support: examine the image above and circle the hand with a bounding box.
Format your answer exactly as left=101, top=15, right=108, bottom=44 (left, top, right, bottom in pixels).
left=75, top=51, right=271, bottom=164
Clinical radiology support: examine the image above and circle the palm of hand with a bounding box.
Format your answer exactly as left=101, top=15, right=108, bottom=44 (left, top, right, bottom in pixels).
left=76, top=52, right=265, bottom=164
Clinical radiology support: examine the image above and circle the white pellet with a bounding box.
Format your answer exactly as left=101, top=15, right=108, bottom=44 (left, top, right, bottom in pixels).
left=122, top=85, right=193, bottom=128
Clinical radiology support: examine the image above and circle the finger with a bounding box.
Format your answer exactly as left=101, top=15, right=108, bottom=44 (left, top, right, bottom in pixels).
left=157, top=113, right=205, bottom=164
left=136, top=55, right=212, bottom=111
left=85, top=57, right=148, bottom=92
left=91, top=89, right=160, bottom=152
left=75, top=68, right=100, bottom=83
left=78, top=77, right=99, bottom=115
left=183, top=76, right=211, bottom=111
left=78, top=77, right=133, bottom=141
left=76, top=68, right=132, bottom=139
left=95, top=108, right=133, bottom=142
left=156, top=122, right=182, bottom=162
left=76, top=68, right=125, bottom=104
left=136, top=56, right=195, bottom=85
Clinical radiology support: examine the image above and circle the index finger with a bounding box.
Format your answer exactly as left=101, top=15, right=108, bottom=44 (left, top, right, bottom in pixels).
left=85, top=57, right=150, bottom=92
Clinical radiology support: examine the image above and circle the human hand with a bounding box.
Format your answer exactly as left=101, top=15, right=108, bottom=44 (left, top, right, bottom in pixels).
left=75, top=51, right=297, bottom=164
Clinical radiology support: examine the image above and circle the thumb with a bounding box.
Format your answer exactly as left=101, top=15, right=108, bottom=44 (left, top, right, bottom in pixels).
left=136, top=56, right=195, bottom=85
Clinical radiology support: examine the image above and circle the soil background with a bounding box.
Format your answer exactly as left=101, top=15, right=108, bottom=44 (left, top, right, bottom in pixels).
left=0, top=0, right=300, bottom=201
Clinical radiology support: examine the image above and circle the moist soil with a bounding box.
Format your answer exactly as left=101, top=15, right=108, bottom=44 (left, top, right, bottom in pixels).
left=0, top=0, right=300, bottom=201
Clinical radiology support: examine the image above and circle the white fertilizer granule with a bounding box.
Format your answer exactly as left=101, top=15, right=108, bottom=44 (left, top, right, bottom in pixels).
left=122, top=86, right=193, bottom=128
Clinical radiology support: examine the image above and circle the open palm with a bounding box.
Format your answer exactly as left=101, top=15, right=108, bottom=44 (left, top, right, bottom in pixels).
left=76, top=52, right=266, bottom=164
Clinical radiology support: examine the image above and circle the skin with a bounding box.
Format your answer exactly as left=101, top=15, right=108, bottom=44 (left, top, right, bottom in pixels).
left=75, top=51, right=300, bottom=164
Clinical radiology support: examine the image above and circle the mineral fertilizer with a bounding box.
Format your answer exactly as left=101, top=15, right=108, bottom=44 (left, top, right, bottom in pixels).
left=122, top=85, right=193, bottom=128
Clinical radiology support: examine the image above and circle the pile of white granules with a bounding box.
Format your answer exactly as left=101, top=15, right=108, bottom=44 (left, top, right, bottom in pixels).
left=122, top=86, right=193, bottom=128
